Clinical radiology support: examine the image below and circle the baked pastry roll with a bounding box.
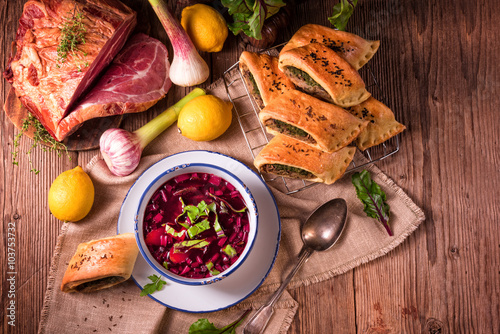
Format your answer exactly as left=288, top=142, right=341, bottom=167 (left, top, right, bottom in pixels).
left=345, top=97, right=406, bottom=150
left=278, top=43, right=371, bottom=107
left=61, top=233, right=139, bottom=293
left=259, top=90, right=368, bottom=152
left=239, top=51, right=295, bottom=109
left=280, top=24, right=380, bottom=70
left=254, top=134, right=356, bottom=184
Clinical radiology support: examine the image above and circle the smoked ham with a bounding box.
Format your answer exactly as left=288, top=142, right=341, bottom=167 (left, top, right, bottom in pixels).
left=4, top=0, right=137, bottom=140
left=55, top=33, right=172, bottom=140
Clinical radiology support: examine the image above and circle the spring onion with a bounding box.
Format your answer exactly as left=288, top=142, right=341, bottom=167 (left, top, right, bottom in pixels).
left=99, top=88, right=206, bottom=176
left=148, top=0, right=209, bottom=87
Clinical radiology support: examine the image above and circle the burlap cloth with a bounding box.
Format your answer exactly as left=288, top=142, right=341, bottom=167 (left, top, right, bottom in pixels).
left=38, top=71, right=425, bottom=334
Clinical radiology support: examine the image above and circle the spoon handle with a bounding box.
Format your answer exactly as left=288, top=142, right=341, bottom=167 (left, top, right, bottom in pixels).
left=244, top=247, right=314, bottom=334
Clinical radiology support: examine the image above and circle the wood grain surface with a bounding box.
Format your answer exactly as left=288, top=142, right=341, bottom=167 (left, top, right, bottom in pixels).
left=4, top=88, right=124, bottom=151
left=1, top=0, right=499, bottom=333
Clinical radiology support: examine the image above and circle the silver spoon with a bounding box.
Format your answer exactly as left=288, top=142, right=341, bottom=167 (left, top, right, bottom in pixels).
left=243, top=198, right=348, bottom=334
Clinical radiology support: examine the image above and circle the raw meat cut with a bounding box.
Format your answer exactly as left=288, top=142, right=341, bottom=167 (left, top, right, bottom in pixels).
left=4, top=0, right=137, bottom=139
left=55, top=33, right=172, bottom=140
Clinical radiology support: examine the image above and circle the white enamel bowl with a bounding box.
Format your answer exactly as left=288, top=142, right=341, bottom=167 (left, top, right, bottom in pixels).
left=134, top=163, right=258, bottom=285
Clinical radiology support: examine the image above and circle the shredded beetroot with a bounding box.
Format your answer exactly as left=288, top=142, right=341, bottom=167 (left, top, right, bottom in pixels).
left=143, top=172, right=250, bottom=279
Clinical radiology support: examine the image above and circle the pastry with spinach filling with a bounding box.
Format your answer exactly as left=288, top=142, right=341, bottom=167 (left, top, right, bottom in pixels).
left=280, top=24, right=380, bottom=70
left=239, top=51, right=295, bottom=109
left=61, top=233, right=139, bottom=293
left=345, top=97, right=406, bottom=151
left=259, top=90, right=368, bottom=153
left=279, top=43, right=370, bottom=107
left=254, top=134, right=356, bottom=185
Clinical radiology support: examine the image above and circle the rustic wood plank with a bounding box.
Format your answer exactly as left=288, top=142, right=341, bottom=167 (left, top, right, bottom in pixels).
left=353, top=1, right=500, bottom=334
left=1, top=1, right=499, bottom=334
left=289, top=272, right=357, bottom=333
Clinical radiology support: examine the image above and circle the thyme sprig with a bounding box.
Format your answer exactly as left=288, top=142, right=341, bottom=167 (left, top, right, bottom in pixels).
left=57, top=8, right=88, bottom=70
left=12, top=113, right=71, bottom=174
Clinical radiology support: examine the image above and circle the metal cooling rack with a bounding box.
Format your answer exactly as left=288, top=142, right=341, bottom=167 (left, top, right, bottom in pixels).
left=222, top=45, right=400, bottom=195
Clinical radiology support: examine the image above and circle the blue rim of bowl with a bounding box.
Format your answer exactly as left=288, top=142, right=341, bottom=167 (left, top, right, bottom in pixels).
left=134, top=162, right=259, bottom=285
left=117, top=150, right=281, bottom=312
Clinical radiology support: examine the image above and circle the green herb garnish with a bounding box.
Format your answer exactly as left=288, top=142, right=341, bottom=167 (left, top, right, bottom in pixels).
left=208, top=193, right=247, bottom=213
left=222, top=244, right=237, bottom=259
left=221, top=0, right=286, bottom=39
left=140, top=274, right=166, bottom=296
left=351, top=170, right=392, bottom=236
left=12, top=113, right=71, bottom=174
left=57, top=8, right=88, bottom=69
left=187, top=219, right=211, bottom=238
left=176, top=200, right=211, bottom=225
left=205, top=261, right=220, bottom=276
left=165, top=226, right=186, bottom=238
left=328, top=0, right=358, bottom=31
left=189, top=310, right=251, bottom=334
left=175, top=240, right=210, bottom=249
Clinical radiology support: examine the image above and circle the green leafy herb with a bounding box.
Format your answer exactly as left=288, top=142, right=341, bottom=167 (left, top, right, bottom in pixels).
left=12, top=113, right=71, bottom=174
left=207, top=202, right=225, bottom=238
left=351, top=170, right=392, bottom=236
left=165, top=226, right=186, bottom=238
left=205, top=261, right=220, bottom=276
left=176, top=200, right=211, bottom=225
left=197, top=201, right=208, bottom=214
left=57, top=8, right=88, bottom=70
left=208, top=193, right=247, bottom=213
left=140, top=274, right=166, bottom=296
left=175, top=239, right=210, bottom=249
left=222, top=244, right=237, bottom=259
left=213, top=219, right=225, bottom=238
left=328, top=0, right=358, bottom=31
left=187, top=219, right=211, bottom=238
left=221, top=0, right=286, bottom=39
left=188, top=309, right=251, bottom=334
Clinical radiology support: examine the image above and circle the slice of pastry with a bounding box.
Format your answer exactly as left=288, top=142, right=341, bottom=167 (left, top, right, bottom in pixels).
left=239, top=51, right=295, bottom=109
left=259, top=90, right=368, bottom=152
left=278, top=43, right=371, bottom=107
left=61, top=233, right=139, bottom=293
left=254, top=134, right=356, bottom=185
left=280, top=24, right=380, bottom=70
left=345, top=97, right=406, bottom=150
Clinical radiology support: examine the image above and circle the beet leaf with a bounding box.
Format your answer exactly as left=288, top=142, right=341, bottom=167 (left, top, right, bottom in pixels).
left=189, top=309, right=251, bottom=334
left=328, top=0, right=358, bottom=31
left=222, top=0, right=286, bottom=39
left=351, top=170, right=392, bottom=236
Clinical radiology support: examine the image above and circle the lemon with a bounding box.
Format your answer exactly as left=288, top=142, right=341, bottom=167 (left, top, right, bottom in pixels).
left=181, top=4, right=228, bottom=52
left=48, top=166, right=95, bottom=222
left=178, top=95, right=233, bottom=141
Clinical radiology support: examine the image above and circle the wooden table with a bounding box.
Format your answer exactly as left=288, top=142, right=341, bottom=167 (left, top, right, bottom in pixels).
left=1, top=0, right=499, bottom=333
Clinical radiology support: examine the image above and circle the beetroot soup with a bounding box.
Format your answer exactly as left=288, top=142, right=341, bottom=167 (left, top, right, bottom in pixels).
left=143, top=172, right=250, bottom=279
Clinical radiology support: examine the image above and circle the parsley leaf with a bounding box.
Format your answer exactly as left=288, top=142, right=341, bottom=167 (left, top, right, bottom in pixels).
left=188, top=309, right=251, bottom=334
left=328, top=0, right=358, bottom=31
left=351, top=170, right=392, bottom=236
left=140, top=274, right=166, bottom=297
